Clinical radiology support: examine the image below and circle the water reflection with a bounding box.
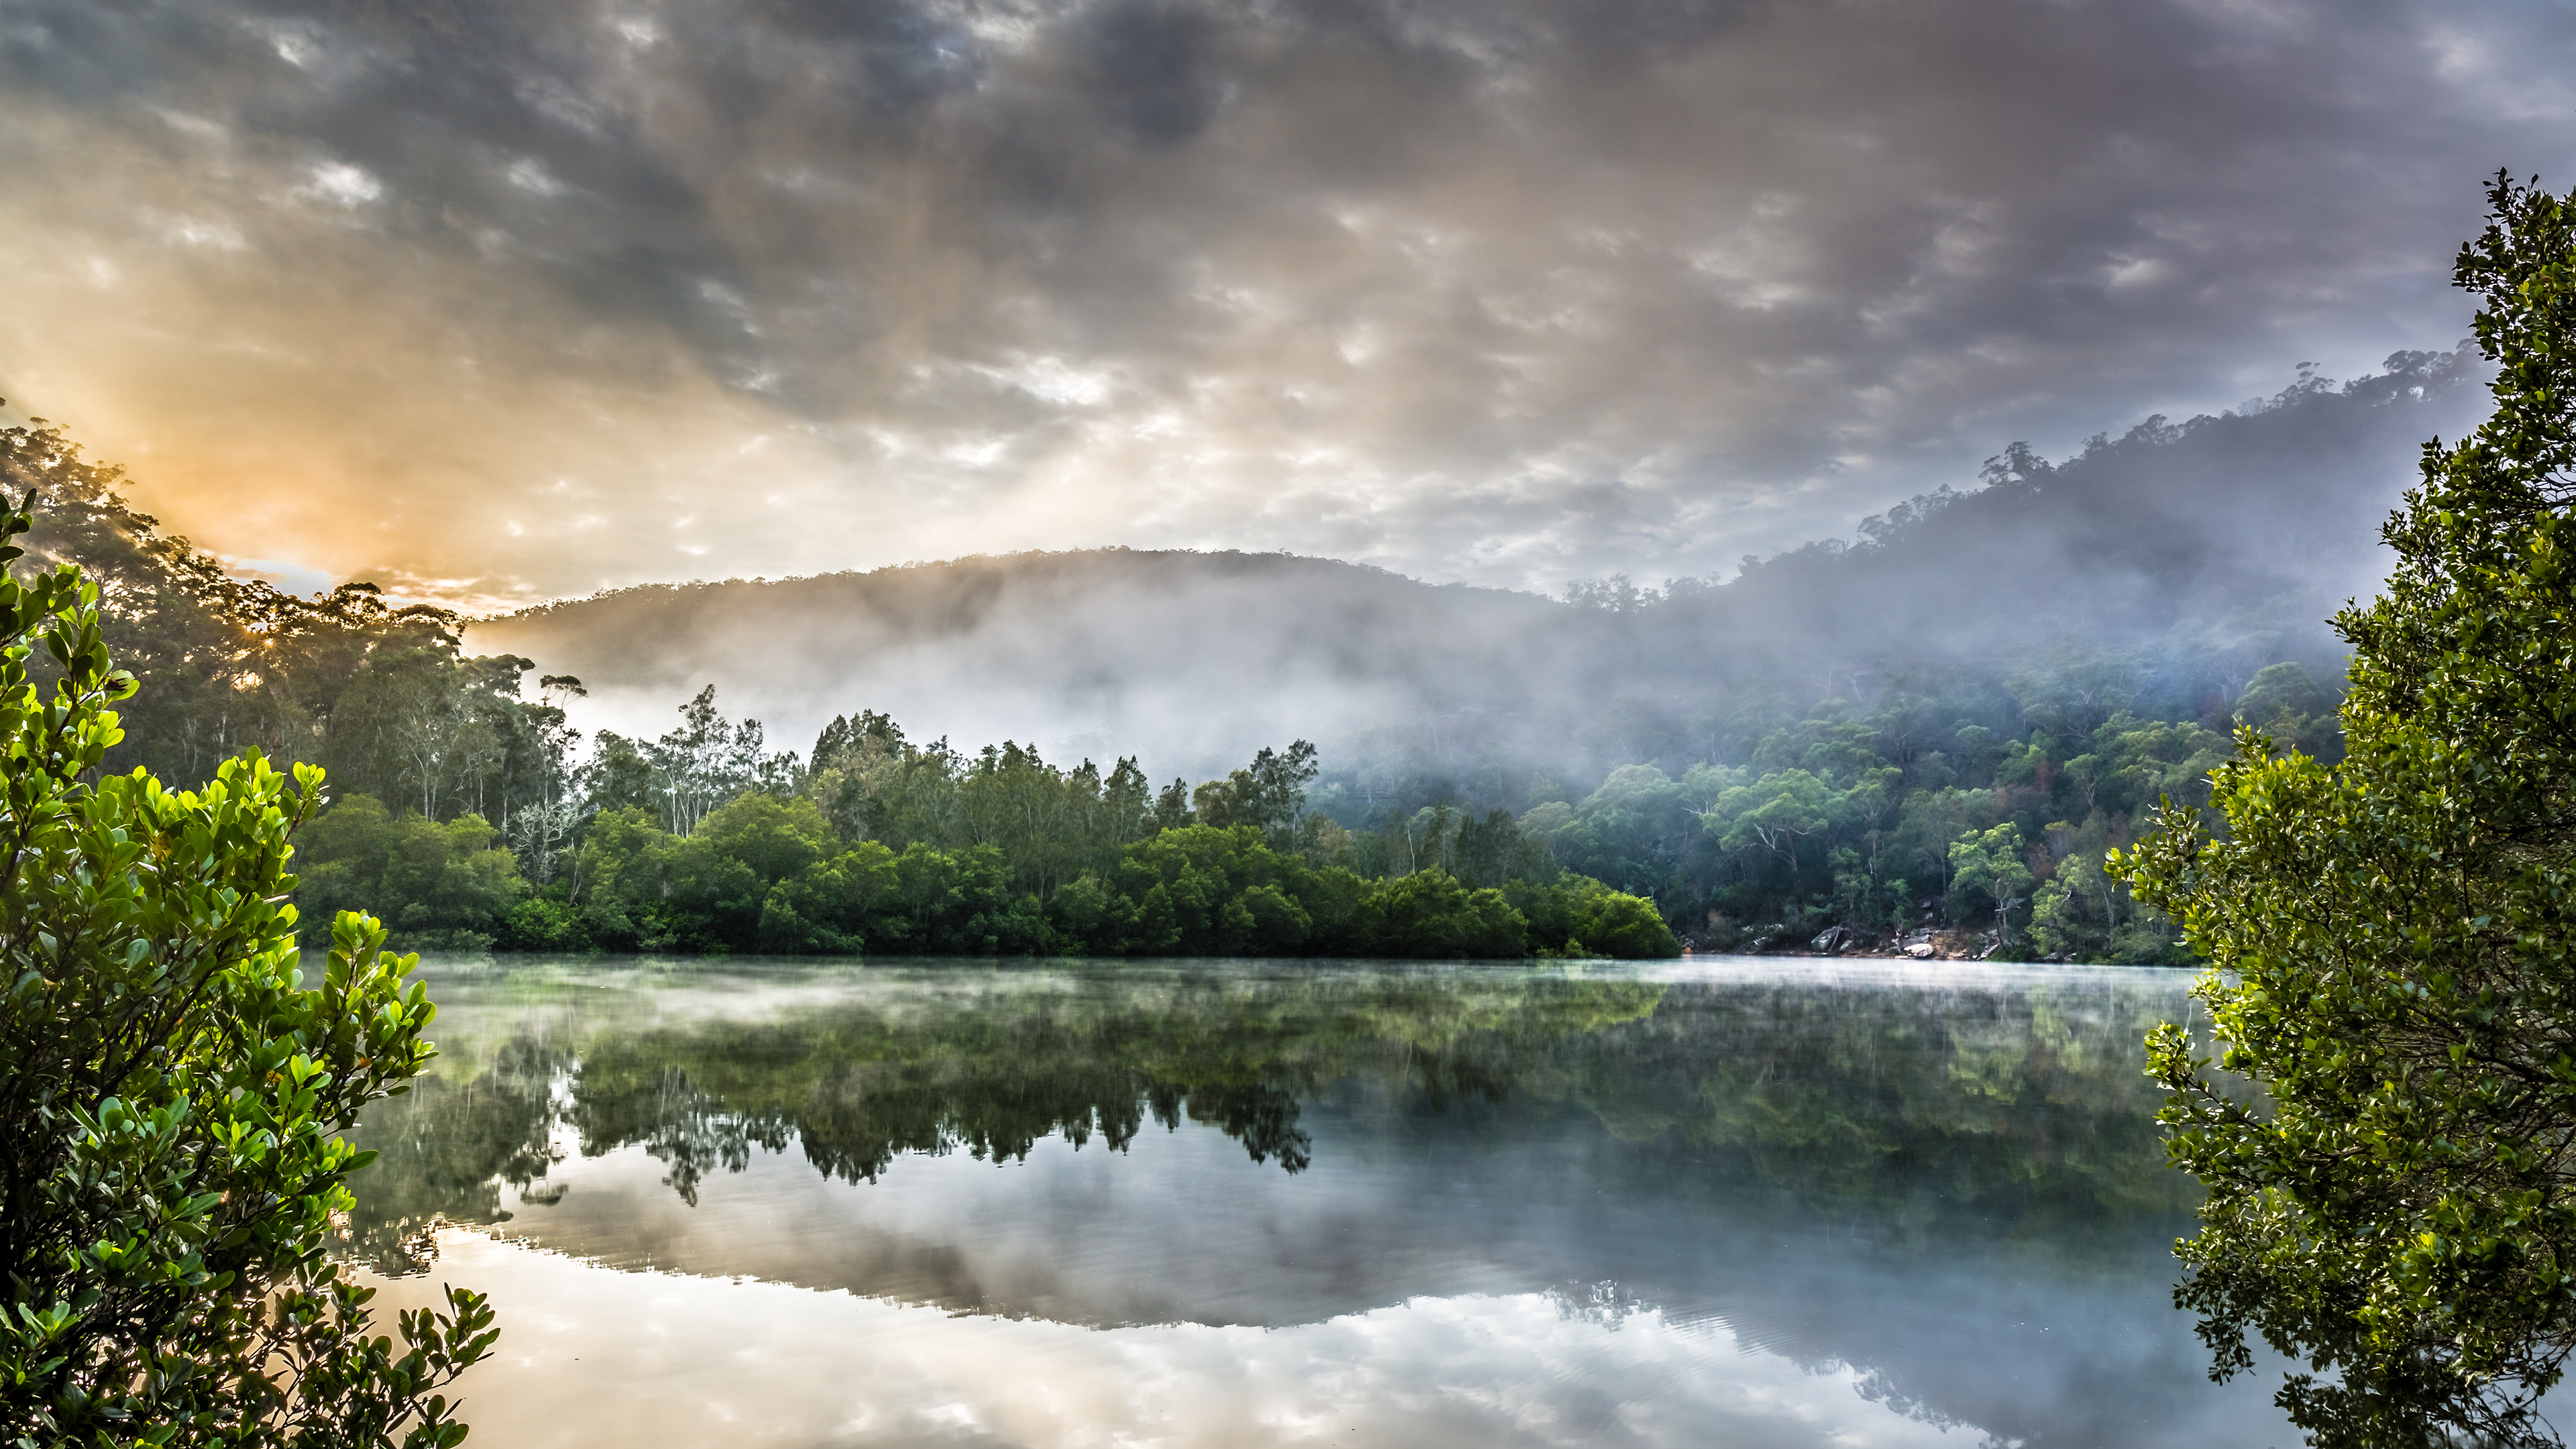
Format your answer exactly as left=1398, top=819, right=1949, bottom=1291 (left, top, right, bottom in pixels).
left=347, top=966, right=1675, bottom=1262
left=343, top=958, right=2276, bottom=1448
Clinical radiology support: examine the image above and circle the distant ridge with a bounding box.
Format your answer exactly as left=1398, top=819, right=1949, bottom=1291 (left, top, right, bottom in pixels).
left=471, top=348, right=2489, bottom=782
left=492, top=545, right=1461, bottom=619
left=471, top=548, right=1578, bottom=782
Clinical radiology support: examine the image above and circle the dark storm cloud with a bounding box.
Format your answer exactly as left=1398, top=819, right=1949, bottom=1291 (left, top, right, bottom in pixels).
left=0, top=0, right=2567, bottom=604
left=1083, top=3, right=1226, bottom=147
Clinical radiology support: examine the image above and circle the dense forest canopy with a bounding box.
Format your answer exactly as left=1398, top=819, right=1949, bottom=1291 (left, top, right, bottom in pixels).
left=0, top=413, right=570, bottom=818
left=0, top=352, right=2447, bottom=961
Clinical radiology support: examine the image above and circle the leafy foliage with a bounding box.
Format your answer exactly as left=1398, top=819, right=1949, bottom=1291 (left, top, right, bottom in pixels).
left=295, top=800, right=525, bottom=953
left=511, top=800, right=1669, bottom=959
left=0, top=416, right=574, bottom=844
left=265, top=679, right=1682, bottom=959
left=7, top=397, right=2351, bottom=964
left=2121, top=173, right=2576, bottom=1449
left=0, top=496, right=492, bottom=1446
left=1501, top=691, right=2237, bottom=959
left=273, top=655, right=2248, bottom=961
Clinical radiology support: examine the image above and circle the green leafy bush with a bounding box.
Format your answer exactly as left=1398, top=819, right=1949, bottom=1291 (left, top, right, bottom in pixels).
left=1360, top=869, right=1527, bottom=959
left=1509, top=877, right=1683, bottom=958
left=0, top=498, right=492, bottom=1445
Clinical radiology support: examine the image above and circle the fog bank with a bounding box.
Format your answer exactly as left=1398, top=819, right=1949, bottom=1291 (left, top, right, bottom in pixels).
left=470, top=352, right=2489, bottom=783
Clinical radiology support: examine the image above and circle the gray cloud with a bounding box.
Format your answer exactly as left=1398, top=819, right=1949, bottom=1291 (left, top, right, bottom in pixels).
left=0, top=0, right=2568, bottom=604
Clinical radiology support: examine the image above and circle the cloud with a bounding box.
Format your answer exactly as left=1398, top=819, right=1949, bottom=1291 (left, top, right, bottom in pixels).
left=297, top=160, right=382, bottom=207
left=0, top=0, right=2568, bottom=605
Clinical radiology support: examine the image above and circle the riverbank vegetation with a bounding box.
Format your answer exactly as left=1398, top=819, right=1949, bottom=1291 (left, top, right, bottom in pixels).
left=1, top=395, right=2362, bottom=961
left=0, top=496, right=490, bottom=1444
left=264, top=656, right=2292, bottom=963
left=292, top=713, right=1678, bottom=959
left=282, top=642, right=2310, bottom=962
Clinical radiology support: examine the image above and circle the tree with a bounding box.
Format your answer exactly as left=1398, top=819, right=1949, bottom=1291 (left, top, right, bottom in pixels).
left=581, top=731, right=657, bottom=817
left=1191, top=741, right=1319, bottom=843
left=1152, top=777, right=1194, bottom=833
left=1709, top=769, right=1837, bottom=871
left=2234, top=661, right=2346, bottom=763
left=651, top=685, right=737, bottom=835
left=295, top=796, right=529, bottom=951
left=0, top=494, right=494, bottom=1444
left=0, top=417, right=525, bottom=811
left=1947, top=823, right=2033, bottom=943
left=2006, top=645, right=2144, bottom=737
left=2118, top=174, right=2576, bottom=1448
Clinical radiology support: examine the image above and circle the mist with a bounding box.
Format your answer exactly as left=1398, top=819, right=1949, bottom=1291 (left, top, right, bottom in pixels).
left=471, top=349, right=2489, bottom=788
left=475, top=549, right=1579, bottom=786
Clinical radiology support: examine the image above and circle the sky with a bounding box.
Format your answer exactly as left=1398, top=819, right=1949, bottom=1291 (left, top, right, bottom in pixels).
left=1, top=0, right=2571, bottom=610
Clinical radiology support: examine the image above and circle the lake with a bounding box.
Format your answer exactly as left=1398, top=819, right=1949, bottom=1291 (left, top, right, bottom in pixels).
left=346, top=955, right=2295, bottom=1448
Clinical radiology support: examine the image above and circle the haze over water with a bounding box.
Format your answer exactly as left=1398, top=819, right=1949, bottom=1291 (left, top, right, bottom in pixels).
left=349, top=956, right=2294, bottom=1448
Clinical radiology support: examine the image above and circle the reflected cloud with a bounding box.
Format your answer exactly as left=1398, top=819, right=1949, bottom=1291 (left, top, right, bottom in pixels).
left=338, top=957, right=2265, bottom=1446
left=371, top=1234, right=1984, bottom=1449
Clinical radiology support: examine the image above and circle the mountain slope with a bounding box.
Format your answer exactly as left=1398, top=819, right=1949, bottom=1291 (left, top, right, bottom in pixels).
left=472, top=549, right=1591, bottom=782
left=472, top=349, right=2489, bottom=782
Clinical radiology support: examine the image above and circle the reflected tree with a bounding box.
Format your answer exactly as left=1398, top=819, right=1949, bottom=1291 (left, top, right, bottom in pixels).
left=339, top=965, right=2192, bottom=1264
left=336, top=1035, right=573, bottom=1273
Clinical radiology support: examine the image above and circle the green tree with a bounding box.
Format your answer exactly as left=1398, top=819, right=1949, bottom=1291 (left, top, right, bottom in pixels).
left=2234, top=660, right=2346, bottom=763
left=581, top=731, right=658, bottom=817
left=1506, top=876, right=1683, bottom=958
left=294, top=796, right=528, bottom=952
left=1361, top=869, right=1527, bottom=959
left=2121, top=174, right=2576, bottom=1448
left=1110, top=824, right=1324, bottom=955
left=1947, top=823, right=2033, bottom=944
left=0, top=497, right=492, bottom=1444
left=1190, top=740, right=1319, bottom=845
left=0, top=415, right=548, bottom=819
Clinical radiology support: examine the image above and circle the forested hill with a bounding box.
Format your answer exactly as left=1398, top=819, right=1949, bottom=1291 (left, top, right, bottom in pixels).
left=1622, top=347, right=2485, bottom=678
left=0, top=345, right=2493, bottom=965
left=473, top=549, right=1574, bottom=787
left=476, top=345, right=2487, bottom=783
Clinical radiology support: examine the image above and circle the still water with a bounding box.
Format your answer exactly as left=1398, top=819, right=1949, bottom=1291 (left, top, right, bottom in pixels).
left=346, top=956, right=2295, bottom=1448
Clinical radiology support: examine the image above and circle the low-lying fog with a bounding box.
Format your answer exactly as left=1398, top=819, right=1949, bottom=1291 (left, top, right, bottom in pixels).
left=470, top=352, right=2485, bottom=782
